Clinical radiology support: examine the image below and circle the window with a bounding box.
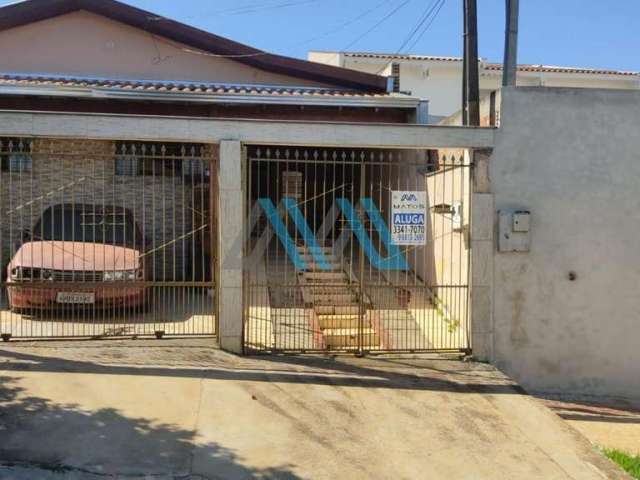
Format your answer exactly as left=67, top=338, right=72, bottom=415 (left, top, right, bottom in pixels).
left=0, top=138, right=32, bottom=172
left=391, top=63, right=401, bottom=93
left=115, top=141, right=207, bottom=179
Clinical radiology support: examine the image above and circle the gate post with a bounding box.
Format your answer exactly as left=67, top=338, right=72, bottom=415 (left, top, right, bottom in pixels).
left=217, top=140, right=244, bottom=354
left=470, top=148, right=494, bottom=362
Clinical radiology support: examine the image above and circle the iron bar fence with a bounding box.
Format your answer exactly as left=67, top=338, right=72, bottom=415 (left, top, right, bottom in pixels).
left=0, top=138, right=217, bottom=340
left=243, top=146, right=471, bottom=354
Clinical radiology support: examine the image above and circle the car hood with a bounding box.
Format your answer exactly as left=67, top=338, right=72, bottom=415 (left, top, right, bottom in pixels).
left=10, top=241, right=141, bottom=271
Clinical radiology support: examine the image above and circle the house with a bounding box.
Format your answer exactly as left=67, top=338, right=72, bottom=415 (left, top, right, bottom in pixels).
left=308, top=51, right=640, bottom=123
left=0, top=0, right=637, bottom=403
left=0, top=0, right=492, bottom=355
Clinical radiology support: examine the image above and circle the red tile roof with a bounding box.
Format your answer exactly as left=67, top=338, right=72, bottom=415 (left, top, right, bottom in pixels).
left=342, top=52, right=461, bottom=62
left=0, top=73, right=418, bottom=107
left=337, top=52, right=639, bottom=77
left=484, top=63, right=638, bottom=77
left=0, top=74, right=388, bottom=97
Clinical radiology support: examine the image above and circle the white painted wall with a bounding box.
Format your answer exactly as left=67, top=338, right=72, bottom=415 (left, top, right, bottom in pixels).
left=490, top=87, right=640, bottom=400
left=308, top=52, right=640, bottom=119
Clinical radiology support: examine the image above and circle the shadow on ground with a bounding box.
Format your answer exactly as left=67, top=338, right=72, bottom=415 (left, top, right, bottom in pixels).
left=544, top=400, right=640, bottom=425
left=0, top=342, right=523, bottom=395
left=0, top=374, right=300, bottom=479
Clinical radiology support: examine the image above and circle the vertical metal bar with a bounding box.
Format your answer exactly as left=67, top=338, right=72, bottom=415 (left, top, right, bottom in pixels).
left=0, top=140, right=4, bottom=338
left=27, top=142, right=33, bottom=338
left=465, top=157, right=473, bottom=352
left=161, top=146, right=167, bottom=335
left=151, top=146, right=157, bottom=335
left=172, top=153, right=177, bottom=335
left=240, top=144, right=248, bottom=353
left=140, top=145, right=147, bottom=336
left=358, top=156, right=366, bottom=356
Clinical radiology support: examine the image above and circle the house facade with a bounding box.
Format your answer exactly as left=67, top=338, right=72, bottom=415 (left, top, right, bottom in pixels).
left=0, top=0, right=494, bottom=356
left=1, top=0, right=637, bottom=401
left=308, top=51, right=640, bottom=123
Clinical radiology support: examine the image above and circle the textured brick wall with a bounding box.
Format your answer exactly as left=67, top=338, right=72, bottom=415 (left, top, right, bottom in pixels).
left=1, top=139, right=217, bottom=281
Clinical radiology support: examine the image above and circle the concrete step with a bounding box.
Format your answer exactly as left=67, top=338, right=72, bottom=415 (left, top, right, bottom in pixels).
left=308, top=292, right=358, bottom=304
left=298, top=253, right=338, bottom=263
left=317, top=314, right=364, bottom=329
left=306, top=284, right=355, bottom=293
left=302, top=271, right=347, bottom=281
left=315, top=305, right=360, bottom=315
left=302, top=262, right=342, bottom=272
left=299, top=279, right=351, bottom=286
left=299, top=277, right=351, bottom=285
left=322, top=328, right=380, bottom=348
left=296, top=246, right=334, bottom=254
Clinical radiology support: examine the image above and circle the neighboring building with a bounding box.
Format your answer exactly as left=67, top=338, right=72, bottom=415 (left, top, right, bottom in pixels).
left=308, top=51, right=640, bottom=123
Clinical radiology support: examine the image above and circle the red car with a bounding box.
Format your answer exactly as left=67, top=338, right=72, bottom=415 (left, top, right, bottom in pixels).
left=6, top=204, right=148, bottom=312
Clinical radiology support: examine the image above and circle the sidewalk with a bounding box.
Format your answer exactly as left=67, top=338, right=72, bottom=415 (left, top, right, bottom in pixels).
left=542, top=395, right=640, bottom=455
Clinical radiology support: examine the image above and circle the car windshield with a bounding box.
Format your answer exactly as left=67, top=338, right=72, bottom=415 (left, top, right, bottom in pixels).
left=32, top=205, right=142, bottom=248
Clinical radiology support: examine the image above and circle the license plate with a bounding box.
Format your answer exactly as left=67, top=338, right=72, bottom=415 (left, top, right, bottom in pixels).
left=56, top=292, right=95, bottom=304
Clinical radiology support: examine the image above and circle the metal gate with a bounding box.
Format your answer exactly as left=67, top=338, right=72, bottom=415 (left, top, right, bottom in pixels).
left=0, top=138, right=217, bottom=340
left=244, top=146, right=471, bottom=354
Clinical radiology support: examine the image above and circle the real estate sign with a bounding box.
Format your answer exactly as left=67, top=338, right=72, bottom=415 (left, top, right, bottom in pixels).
left=391, top=191, right=427, bottom=245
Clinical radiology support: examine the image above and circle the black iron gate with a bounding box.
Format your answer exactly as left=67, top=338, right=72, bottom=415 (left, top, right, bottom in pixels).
left=0, top=138, right=217, bottom=340
left=243, top=146, right=471, bottom=354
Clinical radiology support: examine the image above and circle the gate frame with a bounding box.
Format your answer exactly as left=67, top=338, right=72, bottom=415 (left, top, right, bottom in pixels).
left=241, top=146, right=474, bottom=355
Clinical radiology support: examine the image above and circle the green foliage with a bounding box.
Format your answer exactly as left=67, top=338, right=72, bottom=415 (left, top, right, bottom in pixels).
left=433, top=297, right=460, bottom=333
left=604, top=448, right=640, bottom=479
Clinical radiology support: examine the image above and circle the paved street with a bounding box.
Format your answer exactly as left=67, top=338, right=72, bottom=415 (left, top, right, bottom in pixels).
left=0, top=340, right=627, bottom=479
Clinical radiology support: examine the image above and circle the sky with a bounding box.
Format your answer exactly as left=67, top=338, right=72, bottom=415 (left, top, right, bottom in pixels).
left=2, top=0, right=639, bottom=72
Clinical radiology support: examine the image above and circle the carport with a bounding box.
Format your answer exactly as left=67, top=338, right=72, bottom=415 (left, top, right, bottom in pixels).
left=0, top=110, right=495, bottom=358
left=0, top=137, right=218, bottom=340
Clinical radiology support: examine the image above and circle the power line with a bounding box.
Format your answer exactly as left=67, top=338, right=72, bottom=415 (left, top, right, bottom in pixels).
left=374, top=0, right=445, bottom=74
left=393, top=0, right=442, bottom=56
left=299, top=0, right=391, bottom=47
left=149, top=0, right=410, bottom=61
left=406, top=0, right=446, bottom=52
left=180, top=0, right=321, bottom=19
left=340, top=0, right=412, bottom=52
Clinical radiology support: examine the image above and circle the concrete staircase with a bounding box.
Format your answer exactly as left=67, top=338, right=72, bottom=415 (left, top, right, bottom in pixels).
left=297, top=245, right=380, bottom=350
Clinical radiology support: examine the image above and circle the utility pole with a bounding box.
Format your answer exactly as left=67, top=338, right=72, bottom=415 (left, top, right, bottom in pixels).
left=463, top=0, right=480, bottom=126
left=461, top=0, right=468, bottom=125
left=502, top=0, right=519, bottom=86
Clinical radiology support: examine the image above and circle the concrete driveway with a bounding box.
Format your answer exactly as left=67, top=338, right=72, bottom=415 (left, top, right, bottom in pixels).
left=0, top=340, right=627, bottom=479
